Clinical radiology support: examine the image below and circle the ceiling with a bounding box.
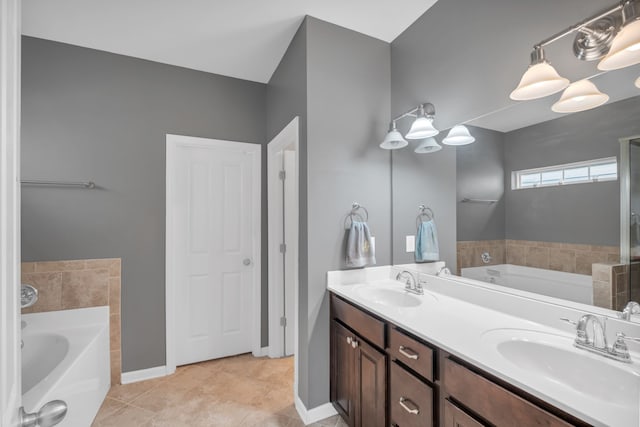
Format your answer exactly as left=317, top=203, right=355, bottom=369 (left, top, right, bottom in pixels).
left=22, top=0, right=438, bottom=84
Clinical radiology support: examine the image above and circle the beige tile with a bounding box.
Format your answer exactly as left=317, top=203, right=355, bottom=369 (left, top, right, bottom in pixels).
left=524, top=246, right=549, bottom=269
left=21, top=272, right=63, bottom=313
left=110, top=350, right=121, bottom=385
left=109, top=277, right=121, bottom=315
left=575, top=251, right=608, bottom=276
left=61, top=269, right=109, bottom=309
left=35, top=260, right=85, bottom=272
left=506, top=244, right=525, bottom=265
left=615, top=272, right=629, bottom=294
left=548, top=248, right=575, bottom=273
left=93, top=397, right=127, bottom=425
left=109, top=259, right=122, bottom=278
left=593, top=280, right=613, bottom=309
left=591, top=263, right=613, bottom=282
left=95, top=404, right=155, bottom=427
left=107, top=377, right=163, bottom=403
left=110, top=314, right=121, bottom=351
left=21, top=262, right=35, bottom=274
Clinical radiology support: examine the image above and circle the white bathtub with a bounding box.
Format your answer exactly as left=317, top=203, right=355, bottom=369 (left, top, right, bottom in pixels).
left=22, top=307, right=110, bottom=427
left=461, top=264, right=593, bottom=305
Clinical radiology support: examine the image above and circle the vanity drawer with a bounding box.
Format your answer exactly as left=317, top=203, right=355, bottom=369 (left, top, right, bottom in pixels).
left=390, top=361, right=434, bottom=427
left=388, top=326, right=434, bottom=381
left=331, top=294, right=386, bottom=349
left=443, top=399, right=485, bottom=427
left=443, top=358, right=573, bottom=427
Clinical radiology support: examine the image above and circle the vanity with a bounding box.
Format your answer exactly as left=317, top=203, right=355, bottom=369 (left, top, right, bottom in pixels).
left=328, top=265, right=640, bottom=427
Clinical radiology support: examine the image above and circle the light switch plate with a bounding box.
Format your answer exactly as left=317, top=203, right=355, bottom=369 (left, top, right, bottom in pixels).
left=406, top=235, right=415, bottom=252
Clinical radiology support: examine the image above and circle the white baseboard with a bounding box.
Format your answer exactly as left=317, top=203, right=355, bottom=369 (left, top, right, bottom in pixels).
left=252, top=346, right=269, bottom=357
left=294, top=395, right=338, bottom=425
left=121, top=365, right=169, bottom=384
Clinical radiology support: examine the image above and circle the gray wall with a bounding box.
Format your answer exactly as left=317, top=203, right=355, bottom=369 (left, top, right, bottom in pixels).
left=504, top=96, right=640, bottom=246
left=265, top=20, right=310, bottom=404
left=304, top=17, right=391, bottom=408
left=456, top=126, right=505, bottom=241
left=21, top=37, right=267, bottom=372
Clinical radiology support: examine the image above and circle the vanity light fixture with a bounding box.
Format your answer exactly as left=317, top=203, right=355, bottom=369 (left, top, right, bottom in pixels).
left=380, top=120, right=408, bottom=150
left=380, top=102, right=475, bottom=151
left=551, top=79, right=610, bottom=113
left=414, top=137, right=442, bottom=153
left=511, top=0, right=640, bottom=113
left=442, top=125, right=476, bottom=145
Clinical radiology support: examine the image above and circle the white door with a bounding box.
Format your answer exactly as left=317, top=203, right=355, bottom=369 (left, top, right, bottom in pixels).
left=1, top=0, right=23, bottom=424
left=167, top=135, right=260, bottom=367
left=283, top=150, right=296, bottom=356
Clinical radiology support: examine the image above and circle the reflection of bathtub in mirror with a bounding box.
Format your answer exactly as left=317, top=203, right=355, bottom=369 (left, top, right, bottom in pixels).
left=22, top=307, right=109, bottom=426
left=461, top=264, right=592, bottom=305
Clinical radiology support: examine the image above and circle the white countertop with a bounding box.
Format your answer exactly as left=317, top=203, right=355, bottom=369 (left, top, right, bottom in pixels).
left=327, top=266, right=640, bottom=427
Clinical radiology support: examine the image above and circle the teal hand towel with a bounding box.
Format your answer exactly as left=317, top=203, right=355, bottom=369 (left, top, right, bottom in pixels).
left=415, top=220, right=439, bottom=262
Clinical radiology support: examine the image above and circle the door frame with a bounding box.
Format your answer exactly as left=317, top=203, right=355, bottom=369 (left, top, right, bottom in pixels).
left=165, top=134, right=262, bottom=374
left=267, top=117, right=299, bottom=359
left=0, top=0, right=22, bottom=424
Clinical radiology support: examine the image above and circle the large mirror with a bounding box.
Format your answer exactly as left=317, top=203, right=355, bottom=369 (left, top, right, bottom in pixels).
left=392, top=67, right=640, bottom=311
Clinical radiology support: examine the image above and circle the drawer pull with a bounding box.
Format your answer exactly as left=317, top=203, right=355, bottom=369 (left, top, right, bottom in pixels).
left=351, top=339, right=359, bottom=349
left=346, top=336, right=352, bottom=345
left=399, top=345, right=419, bottom=360
left=399, top=397, right=420, bottom=415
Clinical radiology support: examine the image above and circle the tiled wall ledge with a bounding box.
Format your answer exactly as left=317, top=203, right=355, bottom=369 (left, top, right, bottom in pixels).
left=21, top=258, right=121, bottom=385
left=457, top=240, right=619, bottom=276
left=592, top=262, right=630, bottom=311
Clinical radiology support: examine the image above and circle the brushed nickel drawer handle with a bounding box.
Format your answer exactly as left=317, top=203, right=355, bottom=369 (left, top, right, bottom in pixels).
left=399, top=345, right=419, bottom=360
left=399, top=397, right=420, bottom=415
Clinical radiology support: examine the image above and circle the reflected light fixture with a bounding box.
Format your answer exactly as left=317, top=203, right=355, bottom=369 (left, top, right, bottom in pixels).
left=405, top=104, right=439, bottom=139
left=442, top=125, right=476, bottom=146
left=414, top=137, right=442, bottom=153
left=551, top=79, right=610, bottom=113
left=380, top=121, right=408, bottom=150
left=598, top=0, right=640, bottom=70
left=510, top=47, right=569, bottom=100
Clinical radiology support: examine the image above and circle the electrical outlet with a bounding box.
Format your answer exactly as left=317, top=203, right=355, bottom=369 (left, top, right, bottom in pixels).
left=406, top=235, right=415, bottom=252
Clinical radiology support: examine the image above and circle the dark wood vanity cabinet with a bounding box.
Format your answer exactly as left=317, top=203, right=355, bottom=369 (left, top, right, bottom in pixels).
left=329, top=293, right=588, bottom=427
left=330, top=295, right=387, bottom=427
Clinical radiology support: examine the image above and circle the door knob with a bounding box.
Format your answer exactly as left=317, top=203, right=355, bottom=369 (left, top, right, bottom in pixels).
left=243, top=258, right=252, bottom=266
left=20, top=400, right=67, bottom=427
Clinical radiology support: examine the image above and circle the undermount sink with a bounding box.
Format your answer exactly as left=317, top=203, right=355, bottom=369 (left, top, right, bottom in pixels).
left=482, top=328, right=640, bottom=408
left=354, top=280, right=436, bottom=308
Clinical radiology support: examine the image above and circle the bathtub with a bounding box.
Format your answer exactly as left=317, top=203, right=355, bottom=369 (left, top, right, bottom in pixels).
left=461, top=264, right=593, bottom=305
left=22, top=307, right=110, bottom=427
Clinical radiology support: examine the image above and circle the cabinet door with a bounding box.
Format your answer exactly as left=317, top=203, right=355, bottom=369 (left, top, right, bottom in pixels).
left=331, top=320, right=356, bottom=426
left=443, top=399, right=485, bottom=427
left=355, top=337, right=387, bottom=427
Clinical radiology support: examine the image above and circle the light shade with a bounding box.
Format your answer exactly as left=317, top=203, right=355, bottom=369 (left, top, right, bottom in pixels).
left=406, top=116, right=439, bottom=139
left=510, top=62, right=570, bottom=100
left=551, top=80, right=609, bottom=113
left=442, top=125, right=475, bottom=146
left=414, top=138, right=442, bottom=153
left=380, top=122, right=408, bottom=150
left=636, top=76, right=640, bottom=88
left=598, top=19, right=640, bottom=70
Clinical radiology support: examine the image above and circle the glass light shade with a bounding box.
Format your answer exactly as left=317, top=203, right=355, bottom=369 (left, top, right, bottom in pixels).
left=380, top=129, right=408, bottom=150
left=598, top=19, right=640, bottom=70
left=510, top=62, right=570, bottom=100
left=406, top=116, right=439, bottom=139
left=551, top=80, right=609, bottom=113
left=414, top=138, right=442, bottom=153
left=636, top=76, right=640, bottom=88
left=442, top=125, right=475, bottom=146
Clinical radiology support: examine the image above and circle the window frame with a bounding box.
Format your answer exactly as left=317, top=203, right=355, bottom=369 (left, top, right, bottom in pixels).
left=511, top=156, right=618, bottom=190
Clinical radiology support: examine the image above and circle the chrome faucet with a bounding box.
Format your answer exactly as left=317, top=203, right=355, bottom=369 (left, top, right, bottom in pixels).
left=396, top=270, right=423, bottom=295
left=21, top=284, right=38, bottom=308
left=620, top=301, right=640, bottom=321
left=562, top=314, right=635, bottom=363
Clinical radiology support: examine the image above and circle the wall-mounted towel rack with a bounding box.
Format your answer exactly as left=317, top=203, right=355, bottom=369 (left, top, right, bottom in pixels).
left=416, top=204, right=434, bottom=228
left=21, top=179, right=96, bottom=189
left=344, top=202, right=369, bottom=228
left=461, top=198, right=497, bottom=204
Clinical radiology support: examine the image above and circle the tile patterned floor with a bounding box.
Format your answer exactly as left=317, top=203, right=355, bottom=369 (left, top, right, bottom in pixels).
left=92, top=353, right=346, bottom=427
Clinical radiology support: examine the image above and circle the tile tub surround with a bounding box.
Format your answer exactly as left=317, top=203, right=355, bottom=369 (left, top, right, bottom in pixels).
left=592, top=263, right=631, bottom=311
left=92, top=354, right=344, bottom=427
left=457, top=240, right=619, bottom=275
left=21, top=258, right=122, bottom=384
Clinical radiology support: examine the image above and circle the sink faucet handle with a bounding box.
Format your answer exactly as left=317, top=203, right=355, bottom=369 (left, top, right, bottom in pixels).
left=616, top=331, right=640, bottom=343
left=560, top=317, right=577, bottom=326
left=611, top=332, right=640, bottom=361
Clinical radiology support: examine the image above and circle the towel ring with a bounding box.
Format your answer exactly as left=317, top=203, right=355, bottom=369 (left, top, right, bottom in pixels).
left=416, top=204, right=434, bottom=229
left=344, top=202, right=369, bottom=229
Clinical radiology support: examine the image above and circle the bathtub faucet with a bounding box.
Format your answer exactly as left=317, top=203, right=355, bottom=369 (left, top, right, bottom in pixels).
left=21, top=283, right=38, bottom=308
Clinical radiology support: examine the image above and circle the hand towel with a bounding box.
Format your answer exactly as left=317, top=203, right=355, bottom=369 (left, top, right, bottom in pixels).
left=415, top=220, right=439, bottom=262
left=345, top=221, right=376, bottom=268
